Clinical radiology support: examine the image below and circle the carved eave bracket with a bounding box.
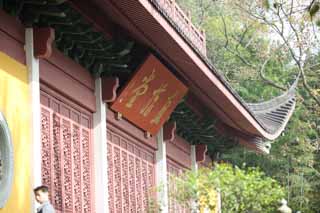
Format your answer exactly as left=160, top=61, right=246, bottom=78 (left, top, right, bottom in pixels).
left=33, top=27, right=55, bottom=59
left=163, top=121, right=176, bottom=142
left=115, top=112, right=122, bottom=121
left=145, top=131, right=151, bottom=139
left=102, top=76, right=119, bottom=103
left=196, top=144, right=208, bottom=163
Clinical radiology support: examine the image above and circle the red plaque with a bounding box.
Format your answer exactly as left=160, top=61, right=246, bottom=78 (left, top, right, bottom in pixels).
left=111, top=54, right=188, bottom=135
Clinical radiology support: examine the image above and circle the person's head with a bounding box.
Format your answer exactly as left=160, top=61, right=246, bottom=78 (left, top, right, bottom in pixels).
left=34, top=185, right=50, bottom=204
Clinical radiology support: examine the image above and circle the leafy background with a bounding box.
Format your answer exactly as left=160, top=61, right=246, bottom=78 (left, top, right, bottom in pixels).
left=176, top=0, right=320, bottom=212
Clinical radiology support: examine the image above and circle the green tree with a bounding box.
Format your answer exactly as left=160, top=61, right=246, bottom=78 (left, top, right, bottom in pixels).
left=222, top=105, right=320, bottom=212
left=177, top=0, right=320, bottom=211
left=170, top=163, right=285, bottom=213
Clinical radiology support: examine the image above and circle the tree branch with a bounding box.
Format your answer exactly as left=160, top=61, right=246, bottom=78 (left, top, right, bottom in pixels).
left=220, top=15, right=255, bottom=67
left=219, top=12, right=290, bottom=92
left=300, top=68, right=320, bottom=106
left=259, top=57, right=287, bottom=91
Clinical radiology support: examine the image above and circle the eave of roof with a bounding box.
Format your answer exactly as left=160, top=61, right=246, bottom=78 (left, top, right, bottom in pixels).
left=0, top=0, right=292, bottom=154
left=89, top=0, right=295, bottom=141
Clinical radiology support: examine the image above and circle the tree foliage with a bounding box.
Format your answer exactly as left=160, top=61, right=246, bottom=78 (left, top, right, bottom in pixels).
left=170, top=163, right=285, bottom=213
left=177, top=0, right=320, bottom=211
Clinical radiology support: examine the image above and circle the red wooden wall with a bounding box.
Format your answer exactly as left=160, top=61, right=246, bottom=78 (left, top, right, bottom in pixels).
left=0, top=10, right=25, bottom=64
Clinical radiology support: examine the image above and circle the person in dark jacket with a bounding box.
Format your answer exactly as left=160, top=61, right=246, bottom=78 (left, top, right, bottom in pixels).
left=34, top=185, right=55, bottom=213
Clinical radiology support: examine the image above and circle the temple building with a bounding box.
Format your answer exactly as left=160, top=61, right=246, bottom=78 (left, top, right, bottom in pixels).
left=0, top=0, right=297, bottom=212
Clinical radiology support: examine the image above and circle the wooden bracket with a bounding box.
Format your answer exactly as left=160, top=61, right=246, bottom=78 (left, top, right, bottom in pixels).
left=144, top=131, right=151, bottom=139
left=115, top=112, right=122, bottom=121
left=33, top=27, right=55, bottom=59
left=163, top=121, right=176, bottom=142
left=196, top=144, right=207, bottom=162
left=102, top=76, right=119, bottom=103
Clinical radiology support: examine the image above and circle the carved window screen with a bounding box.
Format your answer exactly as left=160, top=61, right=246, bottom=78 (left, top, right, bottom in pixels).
left=40, top=90, right=94, bottom=213
left=107, top=125, right=156, bottom=213
left=167, top=158, right=189, bottom=213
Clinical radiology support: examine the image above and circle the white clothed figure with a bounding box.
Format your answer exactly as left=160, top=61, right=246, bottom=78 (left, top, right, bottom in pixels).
left=278, top=199, right=292, bottom=213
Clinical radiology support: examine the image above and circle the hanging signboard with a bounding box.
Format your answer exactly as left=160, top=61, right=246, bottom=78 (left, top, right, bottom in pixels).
left=110, top=54, right=188, bottom=135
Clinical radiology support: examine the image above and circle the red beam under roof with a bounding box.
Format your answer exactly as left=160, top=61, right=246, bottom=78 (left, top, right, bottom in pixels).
left=82, top=0, right=285, bottom=141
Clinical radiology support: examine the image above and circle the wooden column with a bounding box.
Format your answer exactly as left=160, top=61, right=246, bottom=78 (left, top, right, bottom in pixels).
left=25, top=28, right=41, bottom=212
left=192, top=144, right=211, bottom=212
left=191, top=145, right=198, bottom=171
left=93, top=77, right=109, bottom=213
left=156, top=127, right=169, bottom=213
left=190, top=145, right=198, bottom=212
left=26, top=27, right=54, bottom=212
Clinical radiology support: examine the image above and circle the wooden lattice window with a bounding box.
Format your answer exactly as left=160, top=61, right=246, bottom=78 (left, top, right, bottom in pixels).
left=40, top=89, right=94, bottom=213
left=107, top=124, right=156, bottom=212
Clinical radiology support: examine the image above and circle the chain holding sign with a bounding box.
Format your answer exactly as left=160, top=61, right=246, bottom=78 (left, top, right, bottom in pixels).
left=111, top=54, right=188, bottom=135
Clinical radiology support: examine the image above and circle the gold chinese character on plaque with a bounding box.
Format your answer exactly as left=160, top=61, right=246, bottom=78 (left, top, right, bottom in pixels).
left=125, top=69, right=156, bottom=108
left=150, top=92, right=178, bottom=125
left=140, top=83, right=167, bottom=117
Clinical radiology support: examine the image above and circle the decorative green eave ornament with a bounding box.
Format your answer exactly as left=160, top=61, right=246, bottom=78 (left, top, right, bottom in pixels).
left=2, top=0, right=135, bottom=77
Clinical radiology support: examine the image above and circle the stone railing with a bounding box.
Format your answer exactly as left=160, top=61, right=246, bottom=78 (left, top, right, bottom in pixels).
left=150, top=0, right=207, bottom=56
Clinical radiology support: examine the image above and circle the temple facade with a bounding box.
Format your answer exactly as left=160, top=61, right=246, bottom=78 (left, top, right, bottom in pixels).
left=0, top=0, right=297, bottom=212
